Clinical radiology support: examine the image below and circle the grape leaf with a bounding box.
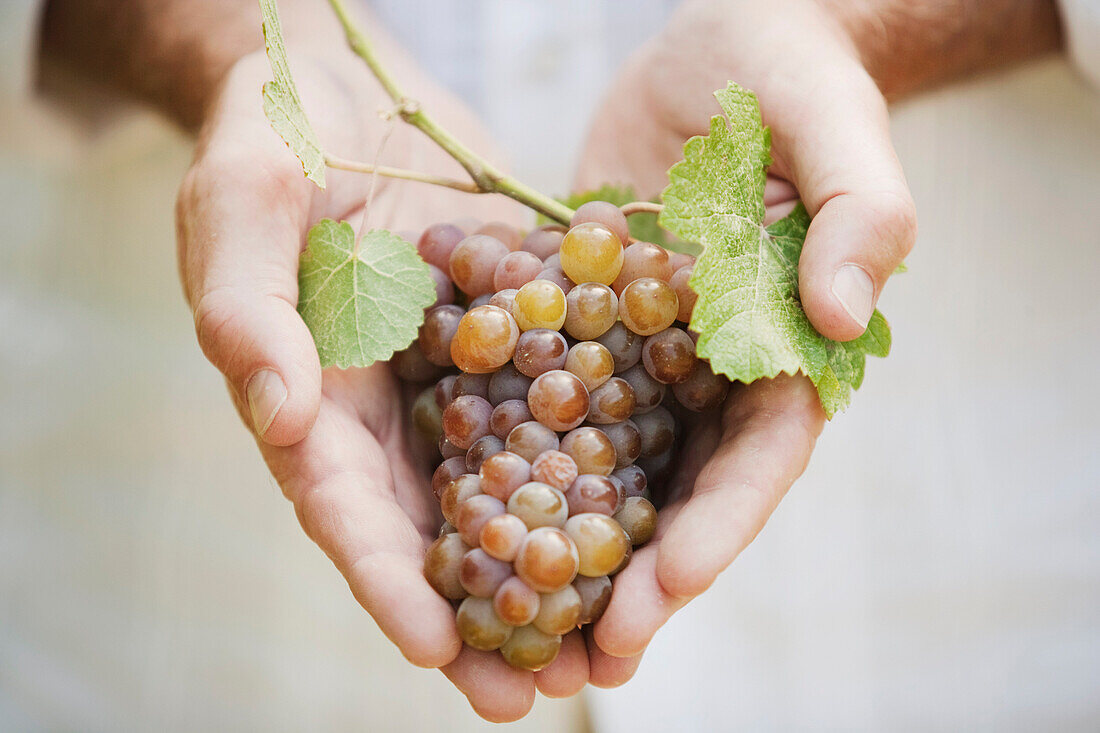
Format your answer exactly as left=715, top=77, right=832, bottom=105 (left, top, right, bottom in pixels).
left=660, top=82, right=890, bottom=417
left=298, top=220, right=435, bottom=368
left=259, top=0, right=326, bottom=188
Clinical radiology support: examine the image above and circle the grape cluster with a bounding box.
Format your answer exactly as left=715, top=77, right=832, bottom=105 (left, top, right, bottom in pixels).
left=396, top=202, right=730, bottom=671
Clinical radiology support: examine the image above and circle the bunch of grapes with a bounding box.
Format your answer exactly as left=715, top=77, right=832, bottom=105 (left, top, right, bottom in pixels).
left=394, top=201, right=730, bottom=671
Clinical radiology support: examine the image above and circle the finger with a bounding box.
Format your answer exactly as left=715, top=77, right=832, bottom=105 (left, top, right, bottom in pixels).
left=656, top=375, right=824, bottom=598
left=768, top=63, right=917, bottom=341
left=584, top=629, right=644, bottom=688
left=534, top=630, right=589, bottom=698
left=592, top=545, right=686, bottom=658
left=263, top=394, right=461, bottom=668
left=177, top=139, right=321, bottom=446
left=442, top=647, right=536, bottom=723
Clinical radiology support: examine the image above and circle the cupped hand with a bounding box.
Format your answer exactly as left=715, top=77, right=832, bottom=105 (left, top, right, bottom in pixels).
left=571, top=0, right=910, bottom=678
left=175, top=50, right=580, bottom=721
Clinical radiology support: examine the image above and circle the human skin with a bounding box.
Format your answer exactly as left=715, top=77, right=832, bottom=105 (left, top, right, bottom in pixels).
left=39, top=0, right=1061, bottom=722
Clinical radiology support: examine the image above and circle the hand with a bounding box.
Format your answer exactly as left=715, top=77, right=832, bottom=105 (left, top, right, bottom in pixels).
left=577, top=0, right=917, bottom=342
left=175, top=51, right=570, bottom=722
left=572, top=0, right=906, bottom=674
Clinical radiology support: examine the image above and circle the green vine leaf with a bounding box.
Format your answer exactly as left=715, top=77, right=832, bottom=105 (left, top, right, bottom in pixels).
left=660, top=82, right=890, bottom=417
left=298, top=220, right=435, bottom=368
left=259, top=0, right=326, bottom=188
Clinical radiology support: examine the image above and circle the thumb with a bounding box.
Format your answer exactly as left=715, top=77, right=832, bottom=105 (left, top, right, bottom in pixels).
left=770, top=63, right=917, bottom=341
left=177, top=150, right=322, bottom=446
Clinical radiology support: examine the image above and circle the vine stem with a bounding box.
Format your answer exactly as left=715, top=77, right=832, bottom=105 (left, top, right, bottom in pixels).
left=326, top=0, right=575, bottom=225
left=620, top=201, right=664, bottom=216
left=325, top=154, right=482, bottom=193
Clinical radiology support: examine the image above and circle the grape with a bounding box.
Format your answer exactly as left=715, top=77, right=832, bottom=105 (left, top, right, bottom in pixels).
left=634, top=406, right=676, bottom=458
left=505, top=421, right=560, bottom=462
left=530, top=450, right=579, bottom=491
left=439, top=435, right=464, bottom=459
left=432, top=456, right=467, bottom=498
left=493, top=576, right=540, bottom=626
left=487, top=363, right=533, bottom=405
left=564, top=513, right=630, bottom=577
left=411, top=387, right=443, bottom=442
left=452, top=371, right=491, bottom=400
left=514, top=527, right=580, bottom=593
left=475, top=221, right=523, bottom=251
left=533, top=584, right=583, bottom=636
left=506, top=482, right=569, bottom=530
left=521, top=225, right=565, bottom=260
left=434, top=374, right=457, bottom=409
left=597, top=322, right=643, bottom=372
left=619, top=277, right=679, bottom=336
left=611, top=543, right=632, bottom=576
left=391, top=341, right=440, bottom=382
left=469, top=294, right=493, bottom=309
left=500, top=624, right=561, bottom=671
left=597, top=419, right=641, bottom=468
left=479, top=513, right=528, bottom=562
left=513, top=329, right=568, bottom=377
left=564, top=283, right=618, bottom=340
left=427, top=263, right=455, bottom=307
left=573, top=575, right=612, bottom=625
left=586, top=377, right=636, bottom=424
left=512, top=279, right=567, bottom=331
left=456, top=597, right=513, bottom=651
left=543, top=253, right=561, bottom=270
left=614, top=496, right=658, bottom=545
left=439, top=474, right=483, bottom=525
left=449, top=234, right=510, bottom=296
left=465, top=434, right=505, bottom=473
left=611, top=241, right=674, bottom=294
left=560, top=426, right=616, bottom=476
left=442, top=394, right=493, bottom=449
left=611, top=465, right=647, bottom=499
left=560, top=223, right=624, bottom=285
left=668, top=251, right=696, bottom=273
left=570, top=201, right=630, bottom=246
left=672, top=361, right=730, bottom=411
left=424, top=533, right=470, bottom=599
left=528, top=370, right=590, bottom=431
left=494, top=251, right=543, bottom=291
left=459, top=546, right=513, bottom=597
left=488, top=288, right=518, bottom=314
left=564, top=341, right=614, bottom=392
left=564, top=474, right=620, bottom=516
left=478, top=450, right=531, bottom=502
left=642, top=327, right=697, bottom=384
left=450, top=305, right=520, bottom=373
left=620, top=363, right=666, bottom=414
left=637, top=449, right=674, bottom=488
left=438, top=521, right=457, bottom=537
left=535, top=265, right=573, bottom=292
left=489, top=399, right=534, bottom=440
left=419, top=304, right=464, bottom=366
left=417, top=223, right=465, bottom=270
left=669, top=264, right=696, bottom=322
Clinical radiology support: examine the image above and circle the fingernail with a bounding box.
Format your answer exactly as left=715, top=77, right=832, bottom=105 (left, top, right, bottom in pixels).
left=246, top=369, right=287, bottom=438
left=830, top=265, right=874, bottom=329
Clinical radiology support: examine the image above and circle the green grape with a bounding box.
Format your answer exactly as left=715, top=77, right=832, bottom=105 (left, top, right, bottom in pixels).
left=564, top=282, right=618, bottom=340
left=613, top=496, right=658, bottom=545
left=560, top=223, right=624, bottom=285
left=528, top=370, right=590, bottom=431
left=619, top=277, right=679, bottom=336
left=450, top=305, right=520, bottom=373
left=533, top=585, right=583, bottom=636
left=500, top=624, right=561, bottom=671
left=564, top=513, right=630, bottom=577
left=564, top=341, right=615, bottom=392
left=514, top=526, right=580, bottom=593
left=456, top=596, right=513, bottom=651
left=512, top=279, right=567, bottom=331
left=424, top=533, right=470, bottom=599
left=642, top=327, right=697, bottom=384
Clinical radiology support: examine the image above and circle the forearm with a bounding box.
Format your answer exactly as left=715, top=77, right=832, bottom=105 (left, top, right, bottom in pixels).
left=821, top=0, right=1064, bottom=99
left=38, top=0, right=348, bottom=130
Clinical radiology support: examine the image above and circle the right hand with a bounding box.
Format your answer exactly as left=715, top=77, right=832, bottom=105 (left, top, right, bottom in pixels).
left=175, top=50, right=579, bottom=722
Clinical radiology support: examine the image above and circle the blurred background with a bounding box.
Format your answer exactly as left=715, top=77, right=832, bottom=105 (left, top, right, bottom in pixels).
left=2, top=1, right=1098, bottom=731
